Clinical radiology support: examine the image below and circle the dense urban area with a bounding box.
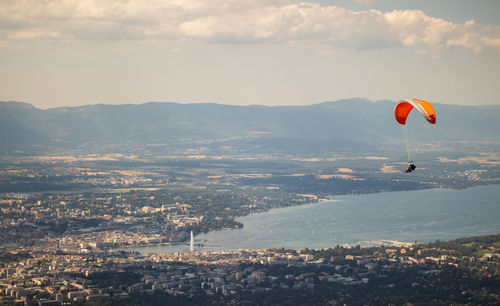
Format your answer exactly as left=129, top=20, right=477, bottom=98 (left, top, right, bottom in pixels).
left=1, top=147, right=500, bottom=305
left=0, top=234, right=499, bottom=305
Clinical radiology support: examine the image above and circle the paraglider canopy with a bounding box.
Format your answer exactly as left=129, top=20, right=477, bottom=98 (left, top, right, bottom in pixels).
left=395, top=98, right=436, bottom=172
left=395, top=98, right=436, bottom=125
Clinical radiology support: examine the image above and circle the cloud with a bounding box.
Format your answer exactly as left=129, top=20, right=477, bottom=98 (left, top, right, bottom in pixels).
left=0, top=0, right=499, bottom=53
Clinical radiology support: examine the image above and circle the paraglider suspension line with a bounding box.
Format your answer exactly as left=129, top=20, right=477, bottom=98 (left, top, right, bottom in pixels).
left=400, top=120, right=415, bottom=163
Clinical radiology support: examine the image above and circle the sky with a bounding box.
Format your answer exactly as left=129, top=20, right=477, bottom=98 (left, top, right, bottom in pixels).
left=0, top=0, right=499, bottom=109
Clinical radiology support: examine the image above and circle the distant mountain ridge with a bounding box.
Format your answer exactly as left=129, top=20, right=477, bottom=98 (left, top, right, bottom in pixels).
left=1, top=98, right=500, bottom=154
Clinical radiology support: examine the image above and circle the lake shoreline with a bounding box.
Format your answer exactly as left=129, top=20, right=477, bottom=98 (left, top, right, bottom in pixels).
left=121, top=184, right=500, bottom=254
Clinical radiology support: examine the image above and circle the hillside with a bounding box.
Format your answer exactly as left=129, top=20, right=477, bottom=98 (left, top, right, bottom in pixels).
left=1, top=98, right=500, bottom=155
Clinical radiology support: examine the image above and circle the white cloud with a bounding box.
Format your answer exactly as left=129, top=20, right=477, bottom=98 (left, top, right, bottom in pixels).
left=0, top=0, right=499, bottom=54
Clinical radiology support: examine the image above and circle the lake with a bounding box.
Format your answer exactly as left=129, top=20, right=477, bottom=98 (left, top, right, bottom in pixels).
left=126, top=184, right=500, bottom=254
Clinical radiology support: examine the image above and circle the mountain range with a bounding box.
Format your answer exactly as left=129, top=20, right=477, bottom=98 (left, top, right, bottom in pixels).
left=1, top=98, right=500, bottom=155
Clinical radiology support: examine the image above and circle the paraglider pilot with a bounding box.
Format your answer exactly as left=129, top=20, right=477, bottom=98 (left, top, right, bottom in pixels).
left=395, top=98, right=436, bottom=174
left=405, top=162, right=416, bottom=173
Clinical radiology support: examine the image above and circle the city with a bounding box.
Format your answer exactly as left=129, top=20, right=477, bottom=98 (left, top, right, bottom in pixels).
left=2, top=0, right=500, bottom=304
left=1, top=234, right=498, bottom=304
left=0, top=150, right=499, bottom=305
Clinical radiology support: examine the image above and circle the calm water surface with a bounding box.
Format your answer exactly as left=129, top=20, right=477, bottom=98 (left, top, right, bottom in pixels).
left=128, top=185, right=500, bottom=254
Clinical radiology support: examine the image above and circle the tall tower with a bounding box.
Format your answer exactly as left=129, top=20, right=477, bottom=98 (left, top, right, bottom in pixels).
left=190, top=231, right=194, bottom=252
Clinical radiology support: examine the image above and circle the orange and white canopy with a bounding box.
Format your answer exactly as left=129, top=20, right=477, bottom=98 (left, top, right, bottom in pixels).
left=395, top=98, right=436, bottom=125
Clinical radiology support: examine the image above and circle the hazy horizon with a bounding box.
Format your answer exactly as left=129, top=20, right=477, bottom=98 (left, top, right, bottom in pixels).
left=4, top=96, right=500, bottom=111
left=1, top=0, right=499, bottom=109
